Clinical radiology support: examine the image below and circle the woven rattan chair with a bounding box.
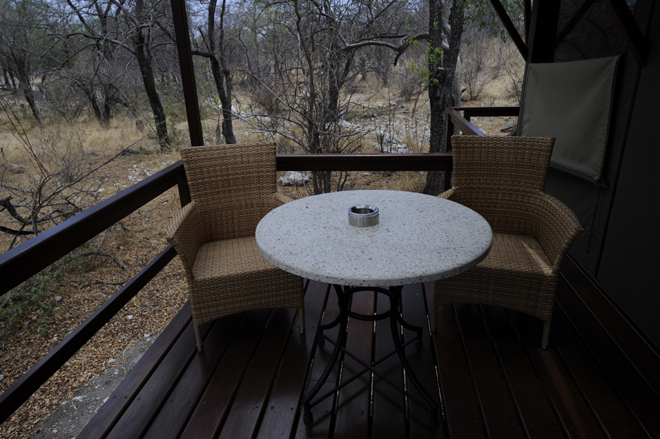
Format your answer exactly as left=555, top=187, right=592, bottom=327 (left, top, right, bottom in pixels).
left=431, top=136, right=582, bottom=348
left=166, top=142, right=305, bottom=352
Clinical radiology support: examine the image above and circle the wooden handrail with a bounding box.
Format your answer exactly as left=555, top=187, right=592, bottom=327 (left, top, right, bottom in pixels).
left=0, top=161, right=185, bottom=296
left=0, top=247, right=177, bottom=424
left=456, top=106, right=520, bottom=117
left=0, top=153, right=453, bottom=296
left=445, top=106, right=521, bottom=151
left=0, top=152, right=453, bottom=424
left=277, top=153, right=453, bottom=171
left=446, top=108, right=486, bottom=136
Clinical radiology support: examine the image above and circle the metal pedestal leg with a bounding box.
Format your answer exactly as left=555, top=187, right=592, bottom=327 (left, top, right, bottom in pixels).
left=302, top=284, right=438, bottom=426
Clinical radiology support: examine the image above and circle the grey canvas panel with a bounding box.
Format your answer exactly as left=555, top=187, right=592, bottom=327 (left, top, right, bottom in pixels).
left=519, top=56, right=620, bottom=184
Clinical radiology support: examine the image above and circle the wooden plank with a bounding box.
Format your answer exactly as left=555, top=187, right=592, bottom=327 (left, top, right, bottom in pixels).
left=426, top=284, right=485, bottom=439
left=0, top=246, right=177, bottom=424
left=480, top=305, right=566, bottom=438
left=333, top=291, right=375, bottom=439
left=255, top=281, right=330, bottom=438
left=509, top=310, right=608, bottom=438
left=104, top=316, right=214, bottom=439
left=371, top=292, right=406, bottom=439
left=454, top=304, right=527, bottom=438
left=294, top=286, right=342, bottom=439
left=78, top=301, right=192, bottom=439
left=549, top=307, right=647, bottom=437
left=401, top=284, right=444, bottom=438
left=142, top=313, right=243, bottom=439
left=178, top=309, right=272, bottom=439
left=217, top=309, right=298, bottom=439
left=555, top=284, right=660, bottom=436
left=562, top=256, right=660, bottom=396
left=276, top=153, right=453, bottom=172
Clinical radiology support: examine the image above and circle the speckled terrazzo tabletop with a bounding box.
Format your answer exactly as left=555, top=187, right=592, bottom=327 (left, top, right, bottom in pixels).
left=255, top=190, right=493, bottom=287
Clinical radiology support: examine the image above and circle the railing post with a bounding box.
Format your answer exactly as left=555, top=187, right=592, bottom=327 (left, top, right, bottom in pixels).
left=171, top=0, right=204, bottom=147
left=446, top=115, right=454, bottom=153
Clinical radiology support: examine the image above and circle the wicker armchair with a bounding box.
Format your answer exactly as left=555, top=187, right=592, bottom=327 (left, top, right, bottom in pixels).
left=432, top=136, right=582, bottom=348
left=166, top=142, right=305, bottom=352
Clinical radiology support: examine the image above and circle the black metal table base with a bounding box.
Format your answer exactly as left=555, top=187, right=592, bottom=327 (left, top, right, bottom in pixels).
left=302, top=285, right=438, bottom=426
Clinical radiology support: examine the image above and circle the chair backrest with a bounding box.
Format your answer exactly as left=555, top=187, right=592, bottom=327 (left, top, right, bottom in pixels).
left=450, top=135, right=555, bottom=234
left=452, top=136, right=554, bottom=190
left=181, top=142, right=278, bottom=240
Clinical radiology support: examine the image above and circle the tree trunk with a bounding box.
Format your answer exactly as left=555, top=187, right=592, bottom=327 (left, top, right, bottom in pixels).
left=203, top=0, right=235, bottom=144
left=8, top=69, right=17, bottom=89
left=19, top=78, right=41, bottom=124
left=423, top=0, right=465, bottom=195
left=209, top=56, right=236, bottom=144
left=2, top=67, right=9, bottom=89
left=134, top=31, right=169, bottom=146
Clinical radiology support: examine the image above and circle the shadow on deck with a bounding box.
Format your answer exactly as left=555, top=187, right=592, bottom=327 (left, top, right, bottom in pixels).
left=78, top=260, right=660, bottom=439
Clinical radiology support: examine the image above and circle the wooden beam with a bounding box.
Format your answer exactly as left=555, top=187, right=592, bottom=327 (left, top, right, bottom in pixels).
left=556, top=0, right=597, bottom=48
left=524, top=0, right=531, bottom=43
left=603, top=0, right=648, bottom=67
left=488, top=0, right=528, bottom=61
left=527, top=0, right=561, bottom=63
left=170, top=0, right=204, bottom=146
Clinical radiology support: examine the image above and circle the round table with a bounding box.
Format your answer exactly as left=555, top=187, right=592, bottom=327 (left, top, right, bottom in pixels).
left=256, top=190, right=492, bottom=424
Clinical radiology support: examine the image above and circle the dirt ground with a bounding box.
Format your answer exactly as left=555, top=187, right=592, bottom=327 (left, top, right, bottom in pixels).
left=0, top=76, right=518, bottom=438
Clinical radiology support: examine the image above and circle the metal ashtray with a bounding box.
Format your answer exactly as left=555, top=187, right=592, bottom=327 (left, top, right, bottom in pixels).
left=348, top=204, right=379, bottom=227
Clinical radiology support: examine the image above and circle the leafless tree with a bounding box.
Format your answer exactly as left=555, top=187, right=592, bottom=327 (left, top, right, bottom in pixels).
left=192, top=0, right=237, bottom=144
left=0, top=97, right=126, bottom=250
left=238, top=0, right=428, bottom=194
left=461, top=25, right=491, bottom=102
left=0, top=0, right=52, bottom=124
left=62, top=0, right=174, bottom=146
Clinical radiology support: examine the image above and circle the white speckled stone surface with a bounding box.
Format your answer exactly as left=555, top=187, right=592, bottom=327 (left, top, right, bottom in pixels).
left=256, top=190, right=492, bottom=287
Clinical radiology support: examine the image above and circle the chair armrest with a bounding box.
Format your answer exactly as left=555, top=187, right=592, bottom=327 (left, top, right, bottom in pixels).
left=439, top=187, right=458, bottom=200
left=260, top=192, right=295, bottom=213
left=272, top=192, right=295, bottom=205
left=166, top=201, right=205, bottom=281
left=529, top=192, right=583, bottom=272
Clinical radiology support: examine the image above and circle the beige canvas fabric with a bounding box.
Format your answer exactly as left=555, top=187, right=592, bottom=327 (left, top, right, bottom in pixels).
left=518, top=56, right=620, bottom=184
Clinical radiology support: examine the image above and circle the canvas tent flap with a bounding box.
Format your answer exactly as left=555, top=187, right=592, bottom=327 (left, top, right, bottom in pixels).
left=518, top=56, right=620, bottom=184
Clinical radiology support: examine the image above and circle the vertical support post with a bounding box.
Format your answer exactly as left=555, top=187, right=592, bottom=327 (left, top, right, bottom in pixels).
left=524, top=0, right=531, bottom=44
left=527, top=0, right=561, bottom=63
left=170, top=0, right=204, bottom=147
left=445, top=116, right=454, bottom=153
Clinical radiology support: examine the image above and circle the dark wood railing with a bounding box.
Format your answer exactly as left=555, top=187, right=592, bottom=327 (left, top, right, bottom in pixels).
left=0, top=152, right=452, bottom=424
left=446, top=106, right=520, bottom=150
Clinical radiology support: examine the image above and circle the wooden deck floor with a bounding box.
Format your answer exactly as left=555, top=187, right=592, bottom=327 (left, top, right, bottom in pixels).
left=79, top=261, right=660, bottom=439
